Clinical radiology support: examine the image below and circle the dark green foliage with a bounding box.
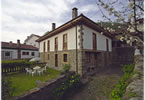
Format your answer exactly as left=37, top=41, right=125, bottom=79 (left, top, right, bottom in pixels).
left=2, top=59, right=36, bottom=67
left=2, top=77, right=15, bottom=100
left=97, top=22, right=128, bottom=31
left=61, top=64, right=71, bottom=74
left=53, top=73, right=81, bottom=100
left=110, top=64, right=135, bottom=100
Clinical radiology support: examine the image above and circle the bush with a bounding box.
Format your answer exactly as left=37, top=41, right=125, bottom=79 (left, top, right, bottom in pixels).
left=110, top=64, right=135, bottom=100
left=61, top=64, right=71, bottom=74
left=53, top=72, right=81, bottom=100
left=2, top=77, right=15, bottom=100
left=2, top=59, right=36, bottom=68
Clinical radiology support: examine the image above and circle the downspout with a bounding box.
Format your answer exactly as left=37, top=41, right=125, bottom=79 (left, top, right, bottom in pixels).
left=76, top=25, right=78, bottom=74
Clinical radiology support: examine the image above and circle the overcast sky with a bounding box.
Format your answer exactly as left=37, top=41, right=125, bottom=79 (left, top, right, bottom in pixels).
left=1, top=0, right=126, bottom=43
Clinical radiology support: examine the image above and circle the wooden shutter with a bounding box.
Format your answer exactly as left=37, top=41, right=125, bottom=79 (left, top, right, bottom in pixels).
left=93, top=33, right=96, bottom=50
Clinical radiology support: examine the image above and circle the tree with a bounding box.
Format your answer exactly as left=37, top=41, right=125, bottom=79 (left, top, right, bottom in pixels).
left=96, top=0, right=144, bottom=53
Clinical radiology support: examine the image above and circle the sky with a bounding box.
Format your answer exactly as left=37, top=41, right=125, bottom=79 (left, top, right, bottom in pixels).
left=1, top=0, right=126, bottom=43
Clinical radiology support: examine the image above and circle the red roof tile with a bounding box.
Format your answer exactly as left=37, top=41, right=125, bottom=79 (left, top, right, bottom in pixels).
left=1, top=42, right=38, bottom=50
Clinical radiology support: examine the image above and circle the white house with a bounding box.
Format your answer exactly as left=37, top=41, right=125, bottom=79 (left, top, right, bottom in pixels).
left=24, top=34, right=40, bottom=48
left=36, top=8, right=113, bottom=75
left=2, top=40, right=39, bottom=60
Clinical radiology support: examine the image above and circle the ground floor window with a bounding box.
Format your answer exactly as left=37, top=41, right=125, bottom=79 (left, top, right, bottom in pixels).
left=22, top=52, right=29, bottom=55
left=63, top=54, right=67, bottom=62
left=31, top=52, right=35, bottom=56
left=48, top=54, right=49, bottom=60
left=5, top=52, right=10, bottom=57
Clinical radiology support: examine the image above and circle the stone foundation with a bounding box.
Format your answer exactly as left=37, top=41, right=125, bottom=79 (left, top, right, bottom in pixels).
left=40, top=50, right=112, bottom=76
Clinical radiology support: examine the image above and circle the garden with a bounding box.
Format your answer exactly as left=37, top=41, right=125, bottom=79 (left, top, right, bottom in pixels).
left=2, top=59, right=61, bottom=99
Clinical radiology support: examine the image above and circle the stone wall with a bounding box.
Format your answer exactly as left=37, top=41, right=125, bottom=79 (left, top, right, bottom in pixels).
left=40, top=50, right=78, bottom=72
left=112, top=47, right=135, bottom=65
left=122, top=55, right=143, bottom=100
left=13, top=75, right=65, bottom=100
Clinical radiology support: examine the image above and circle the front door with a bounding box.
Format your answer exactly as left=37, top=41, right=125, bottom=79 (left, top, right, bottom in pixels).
left=55, top=54, right=58, bottom=67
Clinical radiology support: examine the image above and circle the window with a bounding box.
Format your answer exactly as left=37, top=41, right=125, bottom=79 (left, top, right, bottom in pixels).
left=47, top=40, right=50, bottom=52
left=31, top=52, right=35, bottom=56
left=86, top=52, right=91, bottom=63
left=93, top=33, right=97, bottom=50
left=5, top=52, right=10, bottom=57
left=55, top=37, right=58, bottom=51
left=48, top=54, right=49, bottom=60
left=63, top=54, right=67, bottom=62
left=43, top=42, right=45, bottom=52
left=63, top=34, right=67, bottom=50
left=106, top=39, right=109, bottom=51
left=22, top=52, right=29, bottom=55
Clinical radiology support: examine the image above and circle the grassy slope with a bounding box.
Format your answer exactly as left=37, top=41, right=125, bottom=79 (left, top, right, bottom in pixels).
left=5, top=68, right=60, bottom=96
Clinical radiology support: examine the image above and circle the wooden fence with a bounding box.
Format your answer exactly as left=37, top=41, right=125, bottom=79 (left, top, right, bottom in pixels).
left=2, top=63, right=46, bottom=74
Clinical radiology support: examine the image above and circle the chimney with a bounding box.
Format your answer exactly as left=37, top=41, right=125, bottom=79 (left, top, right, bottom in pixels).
left=72, top=7, right=78, bottom=19
left=9, top=41, right=12, bottom=45
left=17, top=40, right=20, bottom=46
left=52, top=23, right=56, bottom=30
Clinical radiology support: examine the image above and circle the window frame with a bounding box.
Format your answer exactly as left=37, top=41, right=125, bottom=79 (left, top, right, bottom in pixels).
left=92, top=33, right=97, bottom=50
left=63, top=34, right=67, bottom=50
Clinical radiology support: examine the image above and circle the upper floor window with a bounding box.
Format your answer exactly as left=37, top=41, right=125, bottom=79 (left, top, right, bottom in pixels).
left=47, top=40, right=50, bottom=52
left=55, top=37, right=58, bottom=51
left=93, top=33, right=97, bottom=50
left=43, top=42, right=45, bottom=52
left=106, top=39, right=109, bottom=51
left=5, top=52, right=10, bottom=57
left=63, top=34, right=67, bottom=50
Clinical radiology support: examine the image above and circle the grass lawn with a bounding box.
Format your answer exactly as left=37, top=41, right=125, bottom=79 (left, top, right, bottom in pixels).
left=5, top=68, right=60, bottom=97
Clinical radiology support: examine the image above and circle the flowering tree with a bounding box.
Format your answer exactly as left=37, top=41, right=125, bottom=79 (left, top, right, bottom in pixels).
left=96, top=0, right=144, bottom=53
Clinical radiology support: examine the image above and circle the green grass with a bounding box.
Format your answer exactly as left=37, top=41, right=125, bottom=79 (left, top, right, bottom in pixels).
left=5, top=68, right=60, bottom=96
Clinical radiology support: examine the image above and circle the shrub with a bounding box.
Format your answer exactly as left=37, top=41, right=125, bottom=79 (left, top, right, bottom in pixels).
left=61, top=64, right=71, bottom=74
left=2, top=77, right=15, bottom=100
left=53, top=72, right=81, bottom=100
left=110, top=64, right=135, bottom=100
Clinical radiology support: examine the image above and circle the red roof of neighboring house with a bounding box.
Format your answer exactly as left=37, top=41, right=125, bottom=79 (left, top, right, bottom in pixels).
left=1, top=42, right=38, bottom=50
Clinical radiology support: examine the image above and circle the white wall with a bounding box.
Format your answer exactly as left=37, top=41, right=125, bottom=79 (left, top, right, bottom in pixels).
left=39, top=26, right=80, bottom=52
left=83, top=25, right=112, bottom=51
left=2, top=49, right=18, bottom=59
left=25, top=36, right=39, bottom=48
left=21, top=50, right=39, bottom=59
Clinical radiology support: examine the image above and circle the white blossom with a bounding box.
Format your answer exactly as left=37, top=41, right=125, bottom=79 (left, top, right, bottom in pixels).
left=128, top=1, right=134, bottom=9
left=118, top=26, right=121, bottom=28
left=127, top=40, right=131, bottom=44
left=120, top=37, right=124, bottom=41
left=100, top=32, right=103, bottom=35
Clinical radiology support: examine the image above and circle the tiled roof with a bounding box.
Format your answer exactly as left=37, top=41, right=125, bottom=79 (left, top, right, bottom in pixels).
left=1, top=42, right=38, bottom=50
left=36, top=14, right=113, bottom=42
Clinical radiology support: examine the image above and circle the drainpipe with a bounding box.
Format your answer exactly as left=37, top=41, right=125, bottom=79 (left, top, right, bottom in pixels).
left=76, top=26, right=78, bottom=73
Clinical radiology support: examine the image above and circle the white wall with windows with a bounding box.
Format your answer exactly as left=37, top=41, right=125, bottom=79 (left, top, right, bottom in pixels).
left=2, top=49, right=18, bottom=60
left=39, top=25, right=80, bottom=52
left=21, top=50, right=39, bottom=59
left=83, top=25, right=112, bottom=52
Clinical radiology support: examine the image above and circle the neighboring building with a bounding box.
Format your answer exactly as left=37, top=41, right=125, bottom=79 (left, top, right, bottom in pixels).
left=24, top=34, right=40, bottom=48
left=2, top=40, right=39, bottom=60
left=36, top=8, right=113, bottom=76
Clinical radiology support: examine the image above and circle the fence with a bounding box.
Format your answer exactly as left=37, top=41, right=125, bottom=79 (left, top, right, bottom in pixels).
left=112, top=47, right=135, bottom=65
left=2, top=62, right=46, bottom=74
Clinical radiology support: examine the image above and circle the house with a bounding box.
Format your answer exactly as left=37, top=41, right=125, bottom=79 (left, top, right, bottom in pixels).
left=1, top=40, right=39, bottom=60
left=36, top=8, right=113, bottom=76
left=24, top=34, right=40, bottom=48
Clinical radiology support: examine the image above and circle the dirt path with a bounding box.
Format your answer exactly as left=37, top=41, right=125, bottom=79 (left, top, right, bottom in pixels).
left=65, top=65, right=124, bottom=100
